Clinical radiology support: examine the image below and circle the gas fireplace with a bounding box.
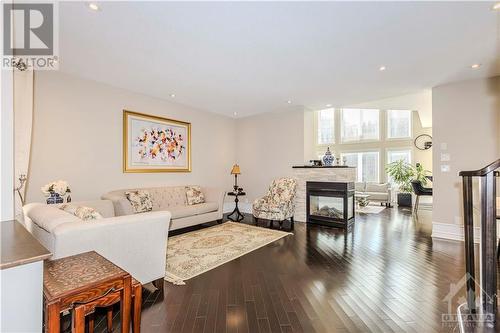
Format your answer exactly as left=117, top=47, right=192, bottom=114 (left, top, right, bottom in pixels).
left=306, top=181, right=355, bottom=229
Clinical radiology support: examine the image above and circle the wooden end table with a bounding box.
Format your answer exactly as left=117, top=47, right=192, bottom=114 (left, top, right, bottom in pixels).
left=43, top=251, right=132, bottom=333
left=227, top=191, right=246, bottom=222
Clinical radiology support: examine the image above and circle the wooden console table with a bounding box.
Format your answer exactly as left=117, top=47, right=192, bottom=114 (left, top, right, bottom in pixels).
left=43, top=251, right=132, bottom=333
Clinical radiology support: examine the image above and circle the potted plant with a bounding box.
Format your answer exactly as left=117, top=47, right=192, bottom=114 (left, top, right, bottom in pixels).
left=385, top=160, right=414, bottom=207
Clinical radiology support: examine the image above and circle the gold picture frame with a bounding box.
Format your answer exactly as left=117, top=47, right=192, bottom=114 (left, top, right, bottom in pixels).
left=123, top=110, right=191, bottom=173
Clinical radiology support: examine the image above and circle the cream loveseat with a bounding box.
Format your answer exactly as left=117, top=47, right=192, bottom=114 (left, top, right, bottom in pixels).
left=355, top=182, right=393, bottom=207
left=102, top=186, right=225, bottom=230
left=23, top=200, right=170, bottom=285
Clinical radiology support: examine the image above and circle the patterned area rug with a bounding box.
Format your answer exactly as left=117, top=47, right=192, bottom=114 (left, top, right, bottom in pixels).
left=165, top=222, right=292, bottom=285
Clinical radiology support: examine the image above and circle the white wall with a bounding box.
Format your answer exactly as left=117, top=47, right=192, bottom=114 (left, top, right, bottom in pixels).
left=27, top=72, right=236, bottom=203
left=432, top=76, right=499, bottom=233
left=1, top=68, right=14, bottom=221
left=235, top=108, right=305, bottom=204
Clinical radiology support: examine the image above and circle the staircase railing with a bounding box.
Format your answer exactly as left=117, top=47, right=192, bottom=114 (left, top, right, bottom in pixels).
left=459, top=159, right=500, bottom=324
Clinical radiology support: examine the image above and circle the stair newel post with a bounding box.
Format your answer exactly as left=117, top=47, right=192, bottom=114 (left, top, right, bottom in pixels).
left=462, top=175, right=476, bottom=313
left=480, top=172, right=497, bottom=324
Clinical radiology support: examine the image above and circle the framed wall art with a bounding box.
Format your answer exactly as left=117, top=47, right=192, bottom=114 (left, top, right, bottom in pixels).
left=123, top=110, right=191, bottom=172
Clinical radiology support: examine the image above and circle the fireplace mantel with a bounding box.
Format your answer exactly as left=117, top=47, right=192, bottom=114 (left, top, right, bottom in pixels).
left=292, top=166, right=357, bottom=222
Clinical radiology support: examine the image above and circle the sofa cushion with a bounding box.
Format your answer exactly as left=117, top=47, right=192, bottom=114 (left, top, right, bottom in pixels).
left=57, top=200, right=115, bottom=218
left=168, top=202, right=218, bottom=219
left=364, top=192, right=390, bottom=201
left=126, top=190, right=153, bottom=213
left=355, top=182, right=366, bottom=192
left=27, top=204, right=80, bottom=232
left=365, top=183, right=389, bottom=193
left=185, top=186, right=205, bottom=205
left=60, top=204, right=103, bottom=221
left=148, top=186, right=187, bottom=210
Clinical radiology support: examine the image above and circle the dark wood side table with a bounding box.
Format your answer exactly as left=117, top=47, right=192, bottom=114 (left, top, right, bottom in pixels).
left=227, top=191, right=246, bottom=222
left=43, top=251, right=132, bottom=333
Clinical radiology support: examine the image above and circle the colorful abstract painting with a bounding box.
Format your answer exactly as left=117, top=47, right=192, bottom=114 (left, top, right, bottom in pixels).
left=123, top=110, right=191, bottom=172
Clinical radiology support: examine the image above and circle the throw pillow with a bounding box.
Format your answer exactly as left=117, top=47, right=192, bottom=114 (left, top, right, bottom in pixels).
left=59, top=204, right=103, bottom=221
left=185, top=186, right=205, bottom=205
left=125, top=190, right=153, bottom=213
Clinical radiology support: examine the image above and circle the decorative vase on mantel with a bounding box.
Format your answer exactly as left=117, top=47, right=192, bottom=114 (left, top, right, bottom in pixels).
left=46, top=192, right=64, bottom=205
left=322, top=147, right=334, bottom=166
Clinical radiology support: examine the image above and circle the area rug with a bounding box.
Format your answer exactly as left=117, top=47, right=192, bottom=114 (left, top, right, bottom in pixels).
left=165, top=222, right=292, bottom=285
left=356, top=205, right=386, bottom=214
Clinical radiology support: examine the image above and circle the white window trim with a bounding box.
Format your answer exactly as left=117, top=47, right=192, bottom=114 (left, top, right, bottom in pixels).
left=314, top=108, right=335, bottom=146
left=340, top=149, right=381, bottom=183
left=385, top=147, right=413, bottom=165
left=340, top=108, right=381, bottom=144
left=386, top=110, right=413, bottom=140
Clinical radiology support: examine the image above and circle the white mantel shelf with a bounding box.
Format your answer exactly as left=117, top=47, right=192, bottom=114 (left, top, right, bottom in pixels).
left=292, top=166, right=357, bottom=222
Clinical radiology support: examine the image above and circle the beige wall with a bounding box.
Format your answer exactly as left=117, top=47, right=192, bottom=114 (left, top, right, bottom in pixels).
left=235, top=108, right=305, bottom=205
left=27, top=72, right=236, bottom=203
left=432, top=76, right=500, bottom=228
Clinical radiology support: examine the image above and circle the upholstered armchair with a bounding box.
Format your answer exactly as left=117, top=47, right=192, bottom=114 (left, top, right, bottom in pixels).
left=252, top=177, right=298, bottom=229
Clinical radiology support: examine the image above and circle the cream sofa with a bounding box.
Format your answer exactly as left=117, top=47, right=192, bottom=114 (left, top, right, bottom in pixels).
left=355, top=182, right=393, bottom=207
left=101, top=186, right=225, bottom=230
left=23, top=200, right=170, bottom=285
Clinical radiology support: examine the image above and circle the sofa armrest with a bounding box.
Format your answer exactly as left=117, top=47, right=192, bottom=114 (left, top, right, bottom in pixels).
left=101, top=193, right=134, bottom=216
left=52, top=211, right=171, bottom=284
left=202, top=187, right=225, bottom=218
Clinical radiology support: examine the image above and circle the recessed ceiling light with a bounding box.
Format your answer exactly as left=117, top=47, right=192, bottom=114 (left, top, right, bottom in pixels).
left=471, top=63, right=481, bottom=69
left=325, top=104, right=332, bottom=108
left=492, top=2, right=500, bottom=10
left=233, top=112, right=237, bottom=116
left=287, top=100, right=292, bottom=104
left=170, top=93, right=176, bottom=98
left=379, top=66, right=386, bottom=71
left=87, top=3, right=100, bottom=11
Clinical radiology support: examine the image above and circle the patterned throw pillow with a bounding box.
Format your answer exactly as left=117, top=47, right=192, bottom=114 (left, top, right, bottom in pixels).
left=185, top=186, right=205, bottom=205
left=59, top=204, right=103, bottom=221
left=125, top=190, right=153, bottom=213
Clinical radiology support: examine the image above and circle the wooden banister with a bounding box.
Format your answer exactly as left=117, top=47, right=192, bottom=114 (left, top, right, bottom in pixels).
left=459, top=158, right=500, bottom=177
left=460, top=158, right=499, bottom=326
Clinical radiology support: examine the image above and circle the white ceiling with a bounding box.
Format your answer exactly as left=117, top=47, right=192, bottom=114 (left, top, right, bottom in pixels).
left=58, top=1, right=500, bottom=117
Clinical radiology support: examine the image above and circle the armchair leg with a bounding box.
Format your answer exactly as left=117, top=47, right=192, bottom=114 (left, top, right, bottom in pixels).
left=216, top=219, right=223, bottom=224
left=290, top=216, right=294, bottom=230
left=269, top=220, right=274, bottom=229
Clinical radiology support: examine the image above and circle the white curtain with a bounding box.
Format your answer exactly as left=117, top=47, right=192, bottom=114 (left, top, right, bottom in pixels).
left=14, top=69, right=34, bottom=219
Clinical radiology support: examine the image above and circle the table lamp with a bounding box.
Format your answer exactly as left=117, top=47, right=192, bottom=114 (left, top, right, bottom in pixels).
left=230, top=164, right=241, bottom=192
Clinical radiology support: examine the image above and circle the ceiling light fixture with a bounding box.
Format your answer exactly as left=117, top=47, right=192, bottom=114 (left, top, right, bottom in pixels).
left=492, top=2, right=500, bottom=10
left=379, top=66, right=386, bottom=71
left=87, top=3, right=100, bottom=11
left=233, top=112, right=237, bottom=116
left=325, top=104, right=332, bottom=108
left=471, top=63, right=481, bottom=69
left=170, top=93, right=176, bottom=98
left=287, top=100, right=292, bottom=104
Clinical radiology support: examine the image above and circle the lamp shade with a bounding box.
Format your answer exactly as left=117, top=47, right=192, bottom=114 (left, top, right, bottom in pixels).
left=230, top=164, right=241, bottom=175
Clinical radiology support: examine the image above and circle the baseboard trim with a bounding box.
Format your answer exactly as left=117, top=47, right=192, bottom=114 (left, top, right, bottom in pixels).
left=431, top=222, right=480, bottom=243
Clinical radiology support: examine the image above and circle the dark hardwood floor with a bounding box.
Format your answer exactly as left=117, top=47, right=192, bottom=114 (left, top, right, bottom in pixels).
left=89, top=207, right=479, bottom=333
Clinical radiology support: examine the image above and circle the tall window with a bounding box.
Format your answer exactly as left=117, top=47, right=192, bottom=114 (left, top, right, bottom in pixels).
left=387, top=110, right=412, bottom=139
left=316, top=108, right=335, bottom=144
left=341, top=109, right=380, bottom=142
left=387, top=149, right=412, bottom=164
left=341, top=151, right=380, bottom=182
left=387, top=149, right=411, bottom=183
